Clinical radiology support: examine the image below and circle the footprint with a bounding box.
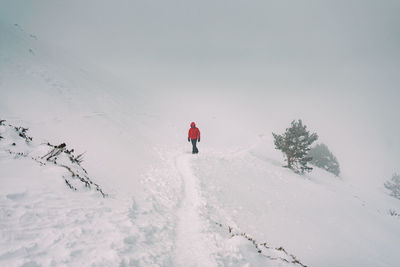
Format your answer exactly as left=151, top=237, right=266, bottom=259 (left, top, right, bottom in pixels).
left=124, top=235, right=138, bottom=245
left=6, top=191, right=27, bottom=201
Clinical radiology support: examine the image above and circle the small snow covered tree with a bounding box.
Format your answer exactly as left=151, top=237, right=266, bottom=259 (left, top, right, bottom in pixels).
left=384, top=173, right=400, bottom=200
left=308, top=143, right=340, bottom=176
left=272, top=120, right=318, bottom=173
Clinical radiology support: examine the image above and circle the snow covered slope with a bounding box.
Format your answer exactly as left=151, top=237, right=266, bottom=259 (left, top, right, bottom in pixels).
left=193, top=142, right=400, bottom=266
left=1, top=7, right=400, bottom=267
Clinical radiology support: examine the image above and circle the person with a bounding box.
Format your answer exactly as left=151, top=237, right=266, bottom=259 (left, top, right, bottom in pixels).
left=188, top=122, right=200, bottom=154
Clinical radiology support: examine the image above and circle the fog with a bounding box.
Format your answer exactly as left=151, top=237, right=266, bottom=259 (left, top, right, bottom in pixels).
left=1, top=0, right=399, bottom=183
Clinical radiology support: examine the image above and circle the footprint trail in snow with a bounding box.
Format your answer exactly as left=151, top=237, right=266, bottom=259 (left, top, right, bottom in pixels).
left=174, top=154, right=217, bottom=267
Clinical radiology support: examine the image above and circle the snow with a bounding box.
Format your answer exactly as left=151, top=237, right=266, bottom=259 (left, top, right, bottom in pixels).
left=193, top=145, right=400, bottom=266
left=174, top=154, right=217, bottom=266
left=1, top=9, right=400, bottom=267
left=0, top=148, right=128, bottom=266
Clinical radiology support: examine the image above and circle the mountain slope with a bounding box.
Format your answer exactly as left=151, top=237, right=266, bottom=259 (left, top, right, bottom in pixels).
left=193, top=142, right=400, bottom=266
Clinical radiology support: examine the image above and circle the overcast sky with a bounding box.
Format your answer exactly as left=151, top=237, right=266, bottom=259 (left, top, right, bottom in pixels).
left=1, top=1, right=398, bottom=93
left=1, top=0, right=399, bottom=179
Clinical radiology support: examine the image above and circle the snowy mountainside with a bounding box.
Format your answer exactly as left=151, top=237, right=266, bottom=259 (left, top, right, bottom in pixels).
left=194, top=140, right=400, bottom=266
left=0, top=121, right=106, bottom=197
left=1, top=17, right=400, bottom=267
left=0, top=20, right=171, bottom=195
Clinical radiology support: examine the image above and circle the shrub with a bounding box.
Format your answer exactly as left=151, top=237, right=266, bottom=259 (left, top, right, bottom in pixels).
left=385, top=173, right=400, bottom=200
left=308, top=143, right=340, bottom=176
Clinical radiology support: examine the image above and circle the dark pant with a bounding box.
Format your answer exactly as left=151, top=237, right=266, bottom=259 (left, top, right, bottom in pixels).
left=191, top=139, right=199, bottom=154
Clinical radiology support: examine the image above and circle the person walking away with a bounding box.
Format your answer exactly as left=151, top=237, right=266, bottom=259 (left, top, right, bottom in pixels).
left=188, top=122, right=200, bottom=154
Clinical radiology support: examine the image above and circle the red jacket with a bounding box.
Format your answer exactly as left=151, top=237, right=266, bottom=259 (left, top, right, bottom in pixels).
left=188, top=122, right=200, bottom=140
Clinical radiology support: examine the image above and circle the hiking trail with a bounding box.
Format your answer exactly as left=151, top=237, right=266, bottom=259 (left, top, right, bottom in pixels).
left=174, top=153, right=217, bottom=267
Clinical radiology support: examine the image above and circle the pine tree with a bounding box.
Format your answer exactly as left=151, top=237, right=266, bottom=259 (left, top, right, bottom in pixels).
left=308, top=143, right=340, bottom=176
left=272, top=120, right=318, bottom=173
left=384, top=173, right=400, bottom=200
